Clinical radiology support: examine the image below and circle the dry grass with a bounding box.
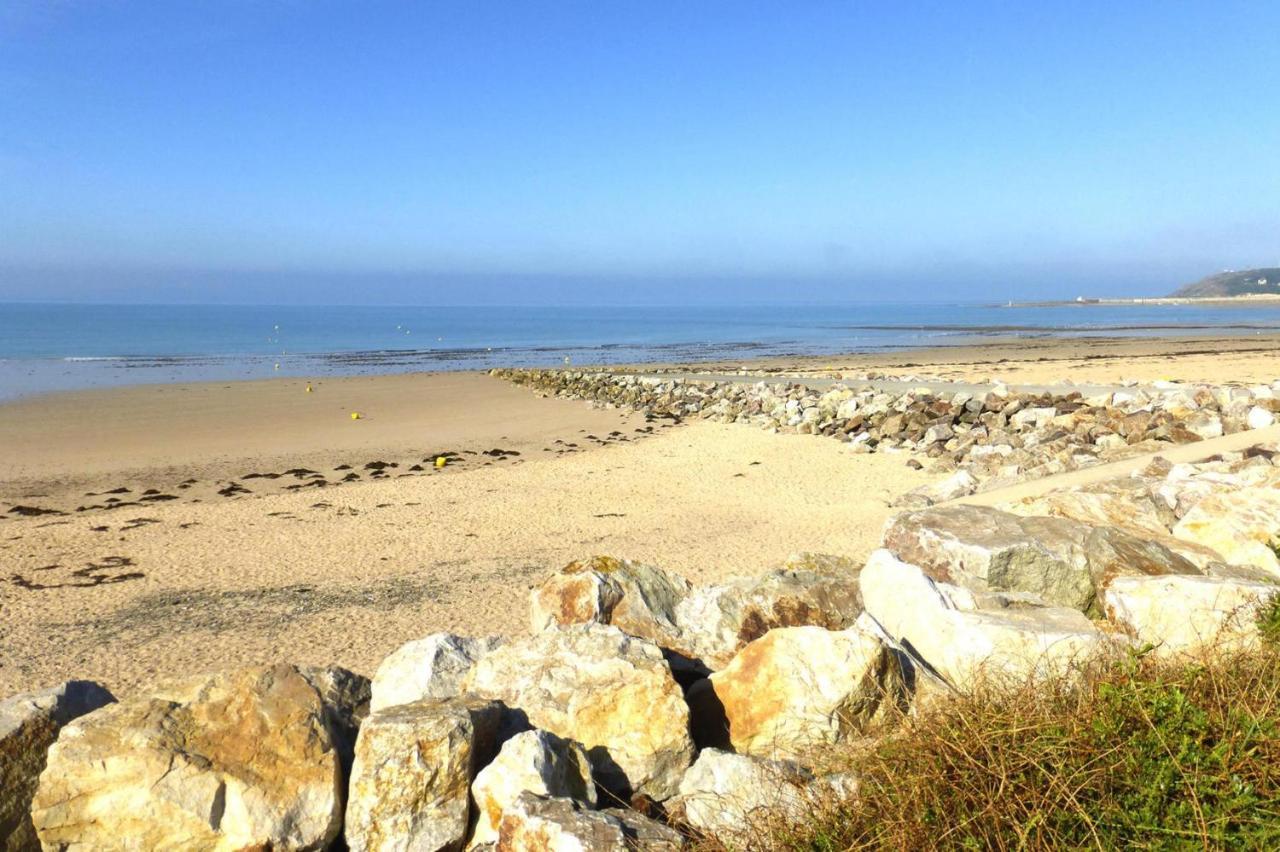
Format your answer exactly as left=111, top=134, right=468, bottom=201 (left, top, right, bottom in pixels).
left=693, top=600, right=1280, bottom=851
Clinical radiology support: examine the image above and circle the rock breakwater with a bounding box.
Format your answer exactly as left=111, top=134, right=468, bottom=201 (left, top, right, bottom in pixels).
left=491, top=368, right=1280, bottom=501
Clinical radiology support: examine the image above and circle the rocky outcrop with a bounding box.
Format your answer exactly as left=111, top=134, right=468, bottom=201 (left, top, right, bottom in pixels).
left=30, top=664, right=366, bottom=850
left=687, top=625, right=903, bottom=759
left=1104, top=574, right=1280, bottom=656
left=530, top=556, right=689, bottom=651
left=370, top=633, right=503, bottom=712
left=0, top=681, right=115, bottom=852
left=860, top=549, right=1104, bottom=688
left=496, top=792, right=684, bottom=851
left=465, top=625, right=694, bottom=800
left=532, top=554, right=863, bottom=676
left=346, top=695, right=501, bottom=852
left=673, top=748, right=811, bottom=841
left=885, top=505, right=1097, bottom=610
left=470, top=729, right=596, bottom=847
left=673, top=557, right=863, bottom=671
left=885, top=505, right=1200, bottom=614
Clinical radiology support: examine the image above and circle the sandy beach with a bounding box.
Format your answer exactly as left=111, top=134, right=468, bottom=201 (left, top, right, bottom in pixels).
left=4, top=333, right=1280, bottom=696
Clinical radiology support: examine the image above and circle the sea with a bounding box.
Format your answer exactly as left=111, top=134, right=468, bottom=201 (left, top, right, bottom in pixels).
left=3, top=301, right=1280, bottom=402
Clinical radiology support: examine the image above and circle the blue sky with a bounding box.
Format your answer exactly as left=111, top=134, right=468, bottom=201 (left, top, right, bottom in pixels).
left=1, top=1, right=1278, bottom=304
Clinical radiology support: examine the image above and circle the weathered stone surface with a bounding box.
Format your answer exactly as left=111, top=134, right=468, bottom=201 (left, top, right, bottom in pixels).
left=465, top=625, right=693, bottom=800
left=1104, top=574, right=1280, bottom=656
left=0, top=681, right=115, bottom=852
left=496, top=792, right=683, bottom=851
left=1173, top=483, right=1280, bottom=579
left=530, top=556, right=690, bottom=651
left=31, top=663, right=366, bottom=851
left=688, top=625, right=903, bottom=759
left=884, top=505, right=1096, bottom=611
left=346, top=695, right=501, bottom=852
left=860, top=549, right=1103, bottom=689
left=1082, top=525, right=1202, bottom=610
left=370, top=633, right=502, bottom=712
left=1184, top=411, right=1224, bottom=440
left=673, top=556, right=863, bottom=671
left=674, top=748, right=810, bottom=841
left=1001, top=487, right=1174, bottom=539
left=470, top=729, right=596, bottom=847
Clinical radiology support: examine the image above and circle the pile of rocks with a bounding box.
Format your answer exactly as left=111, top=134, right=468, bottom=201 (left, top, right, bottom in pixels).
left=4, top=460, right=1280, bottom=849
left=492, top=368, right=1280, bottom=500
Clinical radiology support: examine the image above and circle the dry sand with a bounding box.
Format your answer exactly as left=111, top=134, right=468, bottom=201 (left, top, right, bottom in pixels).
left=0, top=371, right=931, bottom=696
left=4, top=334, right=1279, bottom=697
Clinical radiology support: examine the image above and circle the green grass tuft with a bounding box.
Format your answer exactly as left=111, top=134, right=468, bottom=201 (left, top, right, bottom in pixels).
left=738, top=646, right=1280, bottom=851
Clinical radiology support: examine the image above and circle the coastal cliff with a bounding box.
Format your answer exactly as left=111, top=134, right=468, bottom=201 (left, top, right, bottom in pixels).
left=1170, top=267, right=1280, bottom=297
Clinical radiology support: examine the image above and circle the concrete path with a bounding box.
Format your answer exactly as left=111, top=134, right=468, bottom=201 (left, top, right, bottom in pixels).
left=953, top=423, right=1280, bottom=507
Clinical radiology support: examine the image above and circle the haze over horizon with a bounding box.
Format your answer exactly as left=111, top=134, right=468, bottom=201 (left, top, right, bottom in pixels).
left=2, top=1, right=1278, bottom=306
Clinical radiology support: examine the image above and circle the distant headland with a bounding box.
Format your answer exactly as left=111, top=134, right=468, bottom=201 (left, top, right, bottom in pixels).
left=1008, top=267, right=1280, bottom=307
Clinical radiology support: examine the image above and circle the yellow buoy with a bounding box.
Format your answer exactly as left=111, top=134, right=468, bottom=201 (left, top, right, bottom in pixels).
left=305, top=384, right=312, bottom=393
left=350, top=412, right=361, bottom=420
left=274, top=363, right=280, bottom=370
left=435, top=456, right=447, bottom=469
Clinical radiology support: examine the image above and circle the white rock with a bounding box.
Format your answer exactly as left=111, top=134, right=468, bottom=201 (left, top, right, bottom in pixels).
left=1184, top=411, right=1224, bottom=440
left=1248, top=406, right=1275, bottom=430
left=1104, top=574, right=1279, bottom=656
left=470, top=729, right=596, bottom=847
left=688, top=625, right=903, bottom=759
left=1173, top=480, right=1280, bottom=579
left=496, top=792, right=683, bottom=851
left=31, top=664, right=366, bottom=851
left=346, top=696, right=502, bottom=852
left=674, top=748, right=810, bottom=841
left=860, top=549, right=1104, bottom=689
left=370, top=633, right=503, bottom=712
left=465, top=625, right=694, bottom=800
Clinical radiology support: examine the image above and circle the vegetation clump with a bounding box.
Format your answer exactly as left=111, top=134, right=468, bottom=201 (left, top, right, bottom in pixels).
left=752, top=644, right=1280, bottom=851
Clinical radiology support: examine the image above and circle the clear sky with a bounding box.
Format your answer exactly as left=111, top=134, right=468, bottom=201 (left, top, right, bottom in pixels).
left=2, top=1, right=1278, bottom=305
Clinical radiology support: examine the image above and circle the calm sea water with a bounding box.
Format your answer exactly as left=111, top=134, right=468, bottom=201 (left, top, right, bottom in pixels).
left=3, top=301, right=1280, bottom=401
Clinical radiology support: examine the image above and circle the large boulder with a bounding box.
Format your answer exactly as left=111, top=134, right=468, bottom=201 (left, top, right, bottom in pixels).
left=884, top=505, right=1096, bottom=611
left=496, top=792, right=684, bottom=851
left=1103, top=574, right=1280, bottom=656
left=673, top=748, right=811, bottom=842
left=346, top=695, right=502, bottom=852
left=687, top=625, right=903, bottom=759
left=530, top=556, right=690, bottom=651
left=1081, top=526, right=1203, bottom=613
left=1001, top=486, right=1175, bottom=539
left=1172, top=484, right=1280, bottom=579
left=884, top=505, right=1198, bottom=613
left=1, top=681, right=115, bottom=852
left=860, top=549, right=1104, bottom=689
left=30, top=664, right=367, bottom=850
left=470, top=729, right=596, bottom=847
left=465, top=625, right=694, bottom=800
left=672, top=555, right=863, bottom=671
left=370, top=633, right=503, bottom=712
